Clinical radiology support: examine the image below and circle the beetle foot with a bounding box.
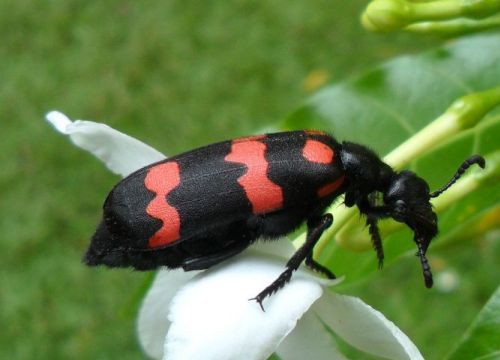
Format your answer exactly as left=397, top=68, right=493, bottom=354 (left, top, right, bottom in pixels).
left=249, top=295, right=266, bottom=312
left=305, top=255, right=336, bottom=279
left=249, top=268, right=294, bottom=312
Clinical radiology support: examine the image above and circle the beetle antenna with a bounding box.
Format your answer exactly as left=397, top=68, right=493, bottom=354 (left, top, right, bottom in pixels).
left=416, top=237, right=433, bottom=288
left=430, top=155, right=485, bottom=198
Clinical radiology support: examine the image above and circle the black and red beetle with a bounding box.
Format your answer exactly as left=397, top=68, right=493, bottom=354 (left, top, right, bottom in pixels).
left=85, top=130, right=484, bottom=307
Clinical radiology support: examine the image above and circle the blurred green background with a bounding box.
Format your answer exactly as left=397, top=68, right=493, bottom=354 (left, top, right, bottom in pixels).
left=1, top=1, right=498, bottom=359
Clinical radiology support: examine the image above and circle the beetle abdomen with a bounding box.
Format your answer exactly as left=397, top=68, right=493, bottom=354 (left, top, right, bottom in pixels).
left=100, top=130, right=345, bottom=254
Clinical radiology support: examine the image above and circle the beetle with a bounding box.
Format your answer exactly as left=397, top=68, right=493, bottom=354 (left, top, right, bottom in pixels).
left=84, top=130, right=484, bottom=308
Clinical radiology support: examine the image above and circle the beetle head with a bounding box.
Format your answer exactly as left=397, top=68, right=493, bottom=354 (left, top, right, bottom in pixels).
left=383, top=155, right=485, bottom=288
left=384, top=171, right=438, bottom=251
left=383, top=171, right=437, bottom=288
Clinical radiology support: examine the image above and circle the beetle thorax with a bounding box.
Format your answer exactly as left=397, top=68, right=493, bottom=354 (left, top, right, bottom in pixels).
left=339, top=141, right=394, bottom=207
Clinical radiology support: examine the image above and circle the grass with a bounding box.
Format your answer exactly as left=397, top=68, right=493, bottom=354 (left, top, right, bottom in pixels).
left=1, top=1, right=496, bottom=359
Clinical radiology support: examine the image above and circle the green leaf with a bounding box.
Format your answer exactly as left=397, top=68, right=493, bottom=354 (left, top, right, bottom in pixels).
left=284, top=34, right=500, bottom=157
left=283, top=34, right=500, bottom=284
left=445, top=285, right=500, bottom=360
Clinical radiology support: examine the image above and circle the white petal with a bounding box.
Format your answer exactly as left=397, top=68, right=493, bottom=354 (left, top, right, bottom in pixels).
left=250, top=240, right=344, bottom=287
left=276, top=310, right=348, bottom=360
left=164, top=249, right=324, bottom=360
left=45, top=111, right=166, bottom=177
left=314, top=290, right=424, bottom=360
left=249, top=239, right=297, bottom=259
left=137, top=269, right=198, bottom=360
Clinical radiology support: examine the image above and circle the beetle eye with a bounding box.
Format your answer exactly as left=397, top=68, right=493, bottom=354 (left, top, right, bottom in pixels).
left=396, top=200, right=407, bottom=211
left=395, top=200, right=406, bottom=209
left=393, top=200, right=407, bottom=221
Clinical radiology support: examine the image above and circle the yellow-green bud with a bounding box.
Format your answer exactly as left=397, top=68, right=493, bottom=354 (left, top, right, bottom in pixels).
left=448, top=87, right=500, bottom=128
left=362, top=0, right=412, bottom=32
left=462, top=0, right=500, bottom=19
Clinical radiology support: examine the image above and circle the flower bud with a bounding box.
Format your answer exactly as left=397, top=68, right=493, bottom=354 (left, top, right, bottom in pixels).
left=462, top=0, right=500, bottom=19
left=362, top=0, right=412, bottom=32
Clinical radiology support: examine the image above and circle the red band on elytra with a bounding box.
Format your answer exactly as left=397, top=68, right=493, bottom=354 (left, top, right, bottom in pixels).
left=317, top=176, right=345, bottom=198
left=225, top=140, right=283, bottom=214
left=144, top=162, right=181, bottom=248
left=302, top=139, right=334, bottom=164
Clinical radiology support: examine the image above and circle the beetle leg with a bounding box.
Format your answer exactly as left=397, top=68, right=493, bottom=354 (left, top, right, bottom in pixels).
left=416, top=237, right=433, bottom=288
left=250, top=213, right=333, bottom=311
left=356, top=196, right=387, bottom=269
left=366, top=216, right=384, bottom=269
left=305, top=253, right=336, bottom=279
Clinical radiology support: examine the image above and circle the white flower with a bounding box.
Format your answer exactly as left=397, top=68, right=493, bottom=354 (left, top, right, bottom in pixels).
left=46, top=111, right=424, bottom=360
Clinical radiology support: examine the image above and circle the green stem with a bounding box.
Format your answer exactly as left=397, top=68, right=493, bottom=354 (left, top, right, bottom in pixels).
left=385, top=87, right=500, bottom=169
left=405, top=13, right=500, bottom=35
left=411, top=0, right=500, bottom=21
left=433, top=205, right=500, bottom=249
left=411, top=0, right=464, bottom=20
